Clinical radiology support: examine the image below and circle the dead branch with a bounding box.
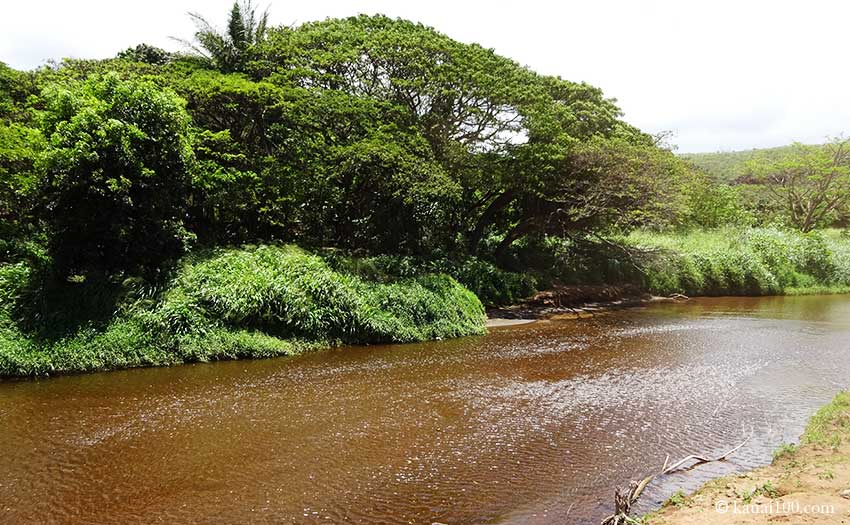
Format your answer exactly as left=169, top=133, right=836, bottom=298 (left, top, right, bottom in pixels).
left=601, top=435, right=751, bottom=525
left=662, top=436, right=750, bottom=475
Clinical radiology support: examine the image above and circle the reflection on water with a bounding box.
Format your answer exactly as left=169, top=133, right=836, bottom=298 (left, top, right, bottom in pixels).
left=1, top=295, right=849, bottom=524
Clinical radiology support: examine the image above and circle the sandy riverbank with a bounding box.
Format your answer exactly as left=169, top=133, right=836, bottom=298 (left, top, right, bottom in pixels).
left=648, top=392, right=850, bottom=524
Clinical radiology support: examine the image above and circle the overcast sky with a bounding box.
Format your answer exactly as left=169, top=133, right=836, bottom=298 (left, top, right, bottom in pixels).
left=1, top=0, right=846, bottom=153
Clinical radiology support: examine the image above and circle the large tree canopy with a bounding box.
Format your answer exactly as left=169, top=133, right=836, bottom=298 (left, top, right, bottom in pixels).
left=0, top=12, right=695, bottom=277
left=248, top=15, right=681, bottom=254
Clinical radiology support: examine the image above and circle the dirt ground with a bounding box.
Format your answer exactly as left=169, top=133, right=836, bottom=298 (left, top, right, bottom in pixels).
left=648, top=397, right=850, bottom=525
left=486, top=283, right=657, bottom=320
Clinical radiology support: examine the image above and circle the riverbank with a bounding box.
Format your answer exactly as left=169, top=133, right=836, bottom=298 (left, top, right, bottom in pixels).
left=648, top=391, right=850, bottom=524
left=486, top=284, right=653, bottom=320
left=0, top=245, right=486, bottom=377
left=625, top=228, right=850, bottom=297
left=485, top=227, right=850, bottom=321
left=485, top=283, right=850, bottom=322
left=3, top=227, right=850, bottom=378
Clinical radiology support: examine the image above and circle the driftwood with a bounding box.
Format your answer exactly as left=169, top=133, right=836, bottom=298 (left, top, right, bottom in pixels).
left=601, top=436, right=750, bottom=525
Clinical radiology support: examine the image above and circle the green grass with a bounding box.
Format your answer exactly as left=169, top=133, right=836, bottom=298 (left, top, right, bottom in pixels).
left=737, top=481, right=780, bottom=503
left=772, top=442, right=798, bottom=461
left=663, top=490, right=687, bottom=508
left=0, top=245, right=486, bottom=377
left=784, top=285, right=850, bottom=296
left=322, top=251, right=538, bottom=307
left=624, top=227, right=850, bottom=297
left=802, top=391, right=850, bottom=447
left=3, top=228, right=850, bottom=378
left=818, top=469, right=835, bottom=480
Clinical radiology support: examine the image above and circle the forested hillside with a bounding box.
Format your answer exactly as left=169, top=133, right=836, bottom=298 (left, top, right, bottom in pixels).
left=682, top=144, right=805, bottom=181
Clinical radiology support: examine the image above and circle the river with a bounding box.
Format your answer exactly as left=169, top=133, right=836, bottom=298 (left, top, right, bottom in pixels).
left=2, top=295, right=850, bottom=524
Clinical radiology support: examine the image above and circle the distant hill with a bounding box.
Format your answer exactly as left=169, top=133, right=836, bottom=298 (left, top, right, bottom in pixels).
left=681, top=145, right=800, bottom=182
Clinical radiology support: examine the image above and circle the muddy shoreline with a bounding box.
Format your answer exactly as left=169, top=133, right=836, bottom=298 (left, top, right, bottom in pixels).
left=486, top=284, right=682, bottom=323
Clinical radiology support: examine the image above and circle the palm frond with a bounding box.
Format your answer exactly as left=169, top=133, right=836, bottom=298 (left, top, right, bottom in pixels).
left=172, top=1, right=271, bottom=71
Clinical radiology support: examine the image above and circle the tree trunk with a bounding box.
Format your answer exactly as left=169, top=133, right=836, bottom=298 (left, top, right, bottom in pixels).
left=493, top=216, right=537, bottom=260
left=467, top=189, right=515, bottom=254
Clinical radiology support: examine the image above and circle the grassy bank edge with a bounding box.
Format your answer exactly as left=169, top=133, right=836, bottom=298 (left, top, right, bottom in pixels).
left=4, top=226, right=850, bottom=378
left=0, top=245, right=488, bottom=378
left=783, top=285, right=850, bottom=296
left=644, top=390, right=850, bottom=524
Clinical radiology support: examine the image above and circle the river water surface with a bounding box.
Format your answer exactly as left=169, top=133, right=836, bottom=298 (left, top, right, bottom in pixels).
left=2, top=295, right=850, bottom=524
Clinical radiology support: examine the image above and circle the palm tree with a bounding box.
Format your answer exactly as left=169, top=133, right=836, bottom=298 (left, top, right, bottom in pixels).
left=174, top=1, right=269, bottom=72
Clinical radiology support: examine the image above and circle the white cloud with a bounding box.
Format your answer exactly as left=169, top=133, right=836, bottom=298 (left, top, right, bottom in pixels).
left=1, top=0, right=847, bottom=152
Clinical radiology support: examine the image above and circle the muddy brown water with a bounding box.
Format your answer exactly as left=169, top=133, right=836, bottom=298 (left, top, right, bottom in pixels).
left=2, top=295, right=850, bottom=524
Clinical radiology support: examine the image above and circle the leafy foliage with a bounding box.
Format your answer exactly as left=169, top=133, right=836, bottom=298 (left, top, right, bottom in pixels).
left=745, top=139, right=850, bottom=232
left=322, top=251, right=538, bottom=306
left=116, top=44, right=176, bottom=65
left=682, top=145, right=801, bottom=183
left=2, top=6, right=850, bottom=377
left=39, top=73, right=194, bottom=275
left=683, top=173, right=753, bottom=228
left=178, top=1, right=269, bottom=72
left=0, top=123, right=44, bottom=262
left=172, top=245, right=485, bottom=343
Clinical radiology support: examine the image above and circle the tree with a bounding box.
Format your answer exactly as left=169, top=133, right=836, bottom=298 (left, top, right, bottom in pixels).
left=258, top=16, right=651, bottom=255
left=260, top=15, right=544, bottom=156
left=683, top=173, right=751, bottom=228
left=39, top=73, right=194, bottom=276
left=167, top=14, right=685, bottom=256
left=0, top=62, right=44, bottom=263
left=0, top=123, right=43, bottom=262
left=0, top=62, right=38, bottom=123
left=491, top=135, right=692, bottom=258
left=463, top=77, right=632, bottom=254
left=116, top=44, right=175, bottom=65
left=746, top=139, right=850, bottom=232
left=177, top=1, right=269, bottom=72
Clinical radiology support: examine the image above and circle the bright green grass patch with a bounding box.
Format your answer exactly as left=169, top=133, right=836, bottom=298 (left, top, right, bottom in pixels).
left=625, top=227, right=850, bottom=296
left=0, top=245, right=486, bottom=377
left=173, top=245, right=485, bottom=344
left=802, top=391, right=850, bottom=447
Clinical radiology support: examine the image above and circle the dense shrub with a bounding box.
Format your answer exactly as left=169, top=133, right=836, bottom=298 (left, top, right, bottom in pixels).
left=505, top=235, right=646, bottom=287
left=0, top=263, right=31, bottom=317
left=449, top=259, right=537, bottom=307
left=39, top=73, right=194, bottom=276
left=830, top=236, right=850, bottom=284
left=169, top=245, right=485, bottom=343
left=322, top=251, right=537, bottom=307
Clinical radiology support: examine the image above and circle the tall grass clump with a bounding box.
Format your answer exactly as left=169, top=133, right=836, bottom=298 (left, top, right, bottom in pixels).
left=172, top=245, right=485, bottom=343
left=626, top=227, right=850, bottom=296
left=0, top=245, right=486, bottom=377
